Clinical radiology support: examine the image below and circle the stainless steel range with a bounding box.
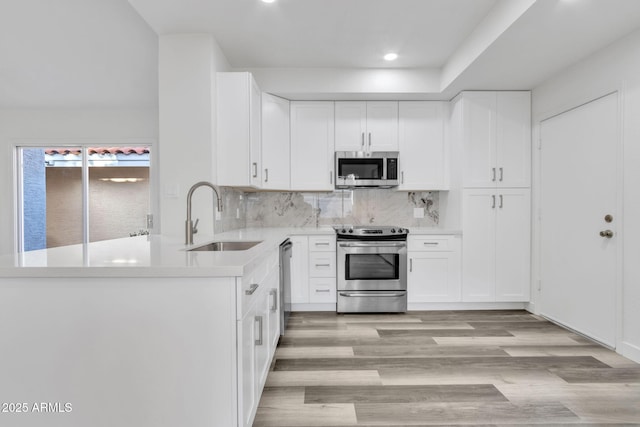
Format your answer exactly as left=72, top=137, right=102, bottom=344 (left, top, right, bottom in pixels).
left=336, top=225, right=408, bottom=313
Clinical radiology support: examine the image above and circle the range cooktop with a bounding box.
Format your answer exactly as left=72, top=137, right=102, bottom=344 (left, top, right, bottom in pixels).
left=334, top=225, right=409, bottom=239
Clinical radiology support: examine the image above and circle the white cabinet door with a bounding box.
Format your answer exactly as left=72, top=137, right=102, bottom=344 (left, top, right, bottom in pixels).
left=335, top=101, right=398, bottom=152
left=495, top=189, right=531, bottom=301
left=461, top=91, right=531, bottom=188
left=262, top=93, right=290, bottom=190
left=254, top=285, right=270, bottom=392
left=309, top=278, right=337, bottom=303
left=408, top=252, right=461, bottom=302
left=335, top=102, right=367, bottom=151
left=238, top=306, right=256, bottom=427
left=289, top=236, right=309, bottom=303
left=462, top=189, right=530, bottom=302
left=290, top=102, right=335, bottom=191
left=398, top=101, right=447, bottom=190
left=496, top=92, right=531, bottom=188
left=217, top=72, right=262, bottom=188
left=462, top=92, right=496, bottom=188
left=366, top=101, right=399, bottom=151
left=462, top=189, right=497, bottom=301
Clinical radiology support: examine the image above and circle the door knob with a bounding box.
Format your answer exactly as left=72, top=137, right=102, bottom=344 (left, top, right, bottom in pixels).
left=599, top=229, right=614, bottom=238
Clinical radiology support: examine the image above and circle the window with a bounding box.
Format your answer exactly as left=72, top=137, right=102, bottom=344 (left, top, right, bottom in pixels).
left=17, top=146, right=152, bottom=251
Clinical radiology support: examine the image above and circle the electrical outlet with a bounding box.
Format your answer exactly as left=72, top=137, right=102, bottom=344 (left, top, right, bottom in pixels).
left=413, top=207, right=425, bottom=219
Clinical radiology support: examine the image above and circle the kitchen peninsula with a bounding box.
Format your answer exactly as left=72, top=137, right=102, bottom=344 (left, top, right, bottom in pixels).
left=0, top=228, right=328, bottom=427
left=0, top=226, right=463, bottom=427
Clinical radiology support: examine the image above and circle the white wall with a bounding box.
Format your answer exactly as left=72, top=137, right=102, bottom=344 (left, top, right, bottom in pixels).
left=158, top=34, right=231, bottom=240
left=0, top=109, right=158, bottom=255
left=531, top=27, right=640, bottom=362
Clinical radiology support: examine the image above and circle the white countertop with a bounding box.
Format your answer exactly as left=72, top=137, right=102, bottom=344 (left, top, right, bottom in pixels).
left=0, top=226, right=460, bottom=278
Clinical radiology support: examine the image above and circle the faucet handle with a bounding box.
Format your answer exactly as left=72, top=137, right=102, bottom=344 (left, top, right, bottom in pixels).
left=193, top=218, right=199, bottom=234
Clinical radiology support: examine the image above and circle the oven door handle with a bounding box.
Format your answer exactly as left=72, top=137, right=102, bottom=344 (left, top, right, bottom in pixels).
left=338, top=242, right=406, bottom=248
left=339, top=292, right=407, bottom=298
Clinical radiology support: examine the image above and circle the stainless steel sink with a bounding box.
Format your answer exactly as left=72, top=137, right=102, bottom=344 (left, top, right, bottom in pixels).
left=188, top=241, right=262, bottom=252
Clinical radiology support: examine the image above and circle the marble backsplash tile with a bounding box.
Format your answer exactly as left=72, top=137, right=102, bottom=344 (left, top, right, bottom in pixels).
left=244, top=189, right=439, bottom=228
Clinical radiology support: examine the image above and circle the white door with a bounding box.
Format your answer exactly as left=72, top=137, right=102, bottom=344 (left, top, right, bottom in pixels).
left=462, top=92, right=497, bottom=187
left=495, top=189, right=531, bottom=301
left=540, top=93, right=618, bottom=347
left=398, top=101, right=447, bottom=190
left=335, top=102, right=367, bottom=151
left=496, top=92, right=531, bottom=188
left=290, top=102, right=335, bottom=191
left=261, top=93, right=290, bottom=190
left=462, top=189, right=497, bottom=301
left=366, top=101, right=399, bottom=151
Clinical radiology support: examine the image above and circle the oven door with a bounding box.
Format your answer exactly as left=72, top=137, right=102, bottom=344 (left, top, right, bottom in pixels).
left=337, top=241, right=407, bottom=291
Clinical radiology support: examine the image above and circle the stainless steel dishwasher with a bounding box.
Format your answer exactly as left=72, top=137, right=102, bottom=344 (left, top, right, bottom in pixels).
left=279, top=239, right=293, bottom=335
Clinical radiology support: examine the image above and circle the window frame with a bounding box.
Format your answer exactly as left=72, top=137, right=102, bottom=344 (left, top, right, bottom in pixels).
left=14, top=140, right=156, bottom=252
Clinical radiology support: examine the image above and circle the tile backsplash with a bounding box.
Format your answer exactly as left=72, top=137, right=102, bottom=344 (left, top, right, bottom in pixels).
left=243, top=189, right=439, bottom=228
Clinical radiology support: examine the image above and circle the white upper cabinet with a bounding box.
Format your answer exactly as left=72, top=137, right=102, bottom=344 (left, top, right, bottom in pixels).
left=398, top=101, right=448, bottom=190
left=261, top=93, right=290, bottom=190
left=217, top=72, right=262, bottom=188
left=335, top=101, right=398, bottom=152
left=290, top=101, right=335, bottom=191
left=459, top=91, right=531, bottom=188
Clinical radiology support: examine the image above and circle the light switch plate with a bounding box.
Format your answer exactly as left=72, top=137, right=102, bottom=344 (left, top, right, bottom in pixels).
left=413, top=207, right=425, bottom=219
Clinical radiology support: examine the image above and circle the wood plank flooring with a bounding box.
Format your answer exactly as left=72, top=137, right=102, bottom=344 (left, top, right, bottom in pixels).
left=254, top=310, right=640, bottom=426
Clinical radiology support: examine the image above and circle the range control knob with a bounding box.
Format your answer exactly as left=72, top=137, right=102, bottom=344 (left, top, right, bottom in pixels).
left=340, top=229, right=346, bottom=233
left=348, top=229, right=354, bottom=233
left=390, top=228, right=396, bottom=233
left=397, top=228, right=403, bottom=233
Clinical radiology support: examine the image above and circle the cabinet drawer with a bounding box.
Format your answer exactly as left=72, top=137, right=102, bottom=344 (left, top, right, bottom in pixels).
left=308, top=235, right=336, bottom=251
left=309, top=278, right=337, bottom=303
left=408, top=235, right=457, bottom=252
left=309, top=252, right=336, bottom=277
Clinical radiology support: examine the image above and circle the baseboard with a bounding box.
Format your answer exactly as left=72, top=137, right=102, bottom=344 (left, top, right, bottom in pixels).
left=407, top=302, right=527, bottom=311
left=620, top=340, right=640, bottom=364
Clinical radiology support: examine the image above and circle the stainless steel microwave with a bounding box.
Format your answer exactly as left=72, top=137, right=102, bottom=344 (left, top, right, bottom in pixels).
left=335, top=151, right=399, bottom=189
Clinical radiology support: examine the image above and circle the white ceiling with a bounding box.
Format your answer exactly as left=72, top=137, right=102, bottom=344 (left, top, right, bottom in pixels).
left=2, top=0, right=640, bottom=107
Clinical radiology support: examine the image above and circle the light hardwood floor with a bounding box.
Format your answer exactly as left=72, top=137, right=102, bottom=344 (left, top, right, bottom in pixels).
left=254, top=310, right=640, bottom=426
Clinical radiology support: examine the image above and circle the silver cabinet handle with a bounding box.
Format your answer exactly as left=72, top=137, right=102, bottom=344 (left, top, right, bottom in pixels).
left=499, top=167, right=503, bottom=182
left=368, top=132, right=372, bottom=148
left=252, top=162, right=258, bottom=178
left=245, top=283, right=259, bottom=295
left=255, top=316, right=263, bottom=346
left=314, top=242, right=331, bottom=246
left=492, top=167, right=496, bottom=182
left=409, top=258, right=413, bottom=272
left=361, top=132, right=365, bottom=148
left=315, top=263, right=331, bottom=267
left=491, top=195, right=496, bottom=209
left=499, top=194, right=503, bottom=208
left=330, top=171, right=333, bottom=184
left=423, top=242, right=439, bottom=246
left=264, top=168, right=269, bottom=183
left=269, top=289, right=278, bottom=311
left=401, top=171, right=404, bottom=184
left=315, top=289, right=331, bottom=293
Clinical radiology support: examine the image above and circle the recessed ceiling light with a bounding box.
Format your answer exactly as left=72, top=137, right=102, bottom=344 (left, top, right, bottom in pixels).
left=261, top=0, right=276, bottom=3
left=384, top=53, right=398, bottom=61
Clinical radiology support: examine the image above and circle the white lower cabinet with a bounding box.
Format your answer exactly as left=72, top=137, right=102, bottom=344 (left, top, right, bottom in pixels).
left=462, top=189, right=531, bottom=302
left=290, top=234, right=337, bottom=308
left=408, top=235, right=461, bottom=303
left=236, top=251, right=280, bottom=427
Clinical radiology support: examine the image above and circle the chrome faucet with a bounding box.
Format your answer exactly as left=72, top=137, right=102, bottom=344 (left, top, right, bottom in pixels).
left=186, top=181, right=223, bottom=245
